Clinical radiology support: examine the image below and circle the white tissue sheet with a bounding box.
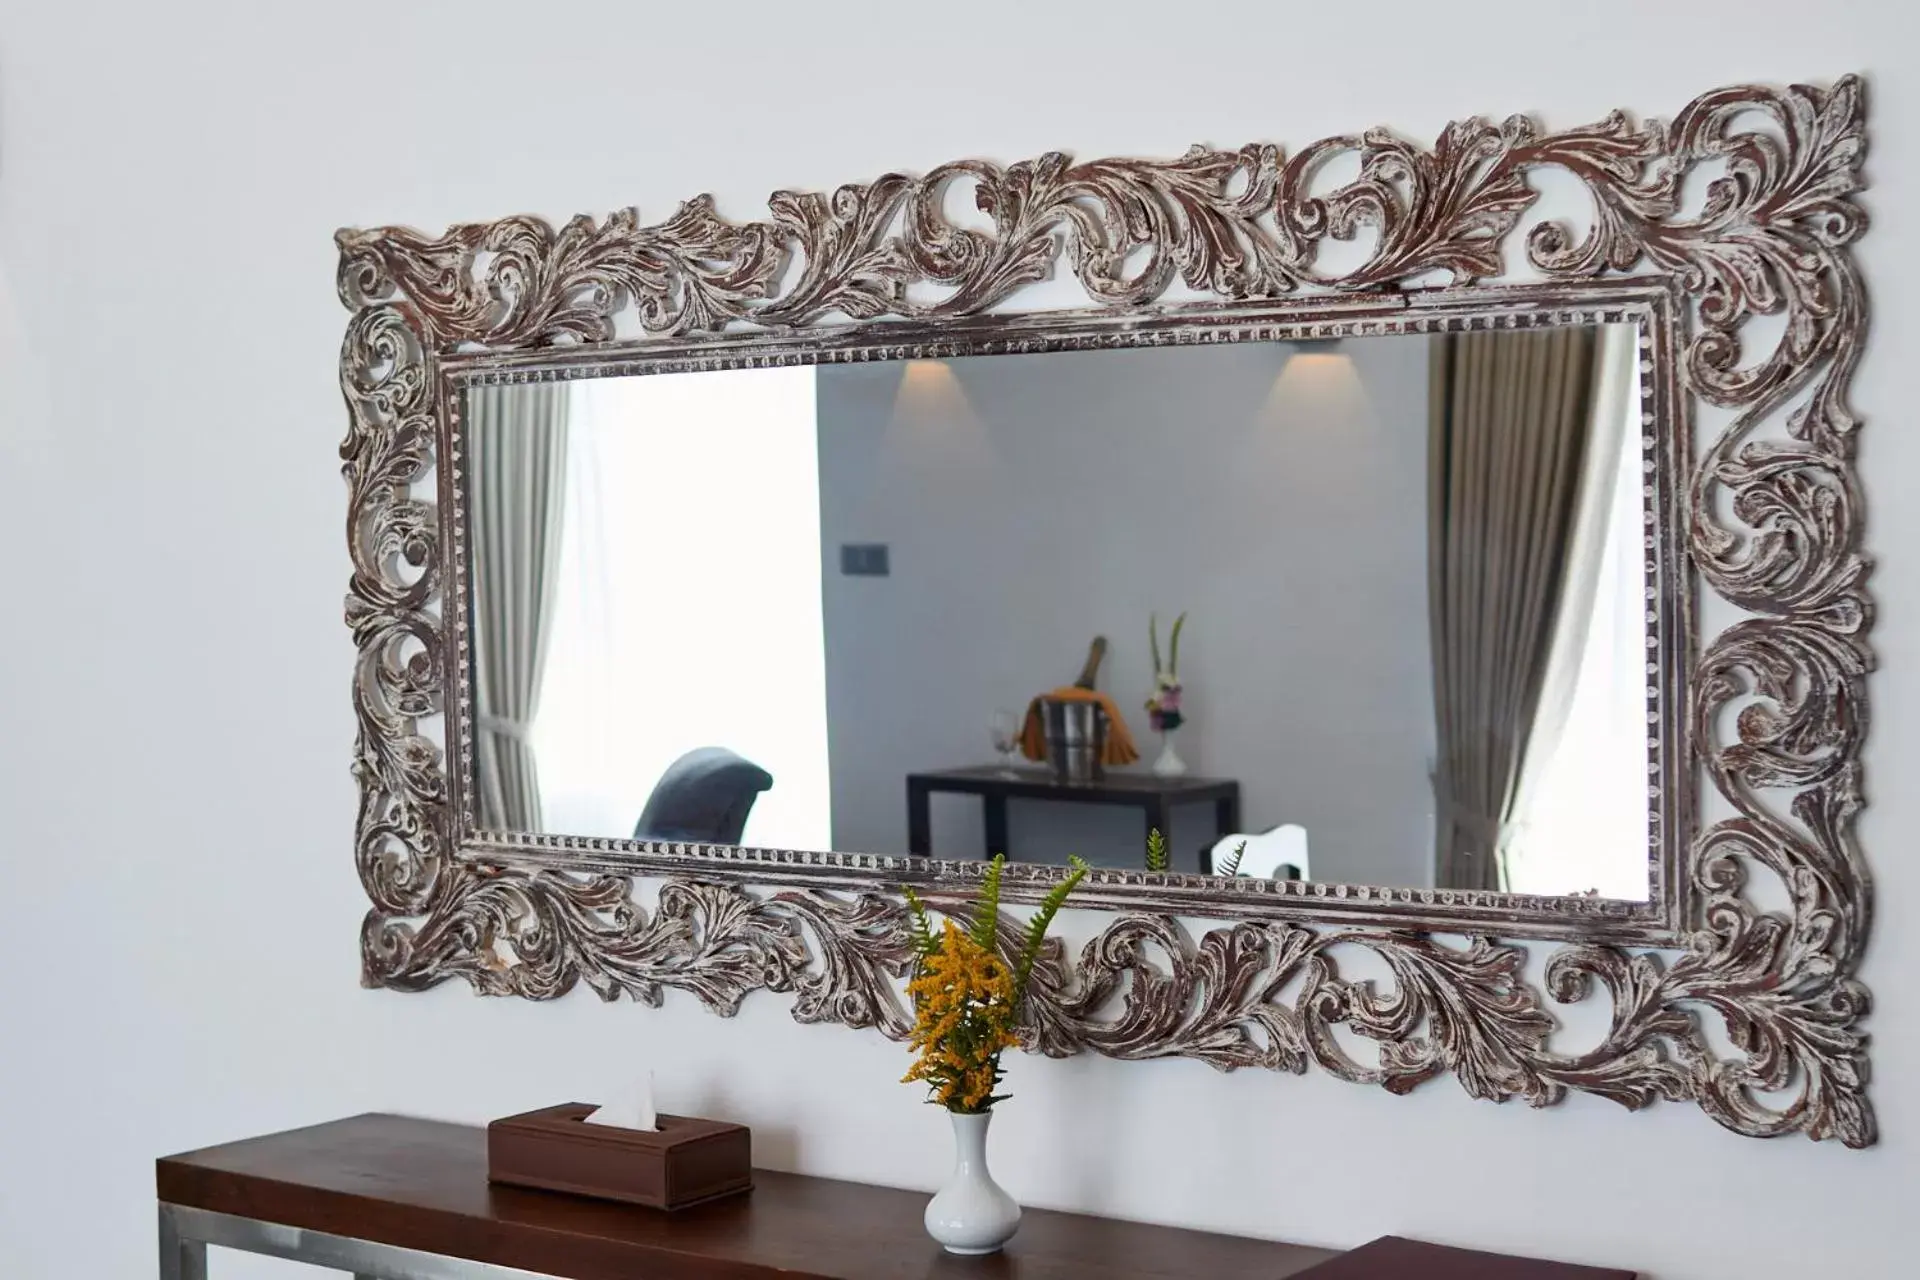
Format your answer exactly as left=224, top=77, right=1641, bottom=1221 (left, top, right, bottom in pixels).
left=583, top=1070, right=658, bottom=1131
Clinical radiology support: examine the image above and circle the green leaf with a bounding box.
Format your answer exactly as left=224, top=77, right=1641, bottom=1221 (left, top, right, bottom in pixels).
left=902, top=885, right=938, bottom=957
left=971, top=854, right=1006, bottom=952
left=1145, top=827, right=1169, bottom=873
left=1014, top=856, right=1089, bottom=1004
left=1169, top=611, right=1186, bottom=675
left=1217, top=839, right=1247, bottom=878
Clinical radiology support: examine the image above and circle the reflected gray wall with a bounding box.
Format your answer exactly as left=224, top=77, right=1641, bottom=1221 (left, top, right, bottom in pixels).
left=816, top=338, right=1437, bottom=885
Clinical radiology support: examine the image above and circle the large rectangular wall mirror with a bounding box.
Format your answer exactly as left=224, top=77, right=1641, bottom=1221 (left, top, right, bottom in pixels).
left=464, top=323, right=1656, bottom=904
left=339, top=73, right=1875, bottom=1147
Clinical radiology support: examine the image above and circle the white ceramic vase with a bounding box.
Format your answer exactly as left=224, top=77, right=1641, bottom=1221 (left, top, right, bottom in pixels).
left=1152, top=732, right=1188, bottom=777
left=924, top=1110, right=1021, bottom=1255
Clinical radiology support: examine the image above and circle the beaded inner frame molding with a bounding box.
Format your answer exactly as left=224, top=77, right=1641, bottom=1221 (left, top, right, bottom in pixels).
left=337, top=75, right=1874, bottom=1144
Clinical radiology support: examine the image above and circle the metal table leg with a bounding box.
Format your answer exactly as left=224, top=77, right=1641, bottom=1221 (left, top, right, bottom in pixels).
left=158, top=1206, right=207, bottom=1280
left=159, top=1203, right=557, bottom=1278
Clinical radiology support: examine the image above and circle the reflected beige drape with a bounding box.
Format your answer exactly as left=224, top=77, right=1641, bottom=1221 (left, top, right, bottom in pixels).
left=1428, top=329, right=1597, bottom=891
left=469, top=383, right=571, bottom=832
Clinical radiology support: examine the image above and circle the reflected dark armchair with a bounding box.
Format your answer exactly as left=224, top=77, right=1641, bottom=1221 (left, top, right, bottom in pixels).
left=633, top=747, right=774, bottom=845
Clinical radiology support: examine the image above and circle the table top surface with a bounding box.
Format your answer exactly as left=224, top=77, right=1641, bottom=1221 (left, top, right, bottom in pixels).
left=1302, top=1235, right=1635, bottom=1280
left=156, top=1113, right=1338, bottom=1280
left=910, top=765, right=1241, bottom=799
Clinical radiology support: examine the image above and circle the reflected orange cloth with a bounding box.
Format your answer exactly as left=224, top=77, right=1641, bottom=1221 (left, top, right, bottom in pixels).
left=1017, top=687, right=1140, bottom=766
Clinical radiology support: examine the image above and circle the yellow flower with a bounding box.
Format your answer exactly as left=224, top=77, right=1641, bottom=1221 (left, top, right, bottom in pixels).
left=899, top=853, right=1087, bottom=1114
left=902, top=921, right=1020, bottom=1113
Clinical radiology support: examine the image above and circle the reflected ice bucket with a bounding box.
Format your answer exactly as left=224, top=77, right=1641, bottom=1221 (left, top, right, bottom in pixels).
left=1042, top=699, right=1108, bottom=783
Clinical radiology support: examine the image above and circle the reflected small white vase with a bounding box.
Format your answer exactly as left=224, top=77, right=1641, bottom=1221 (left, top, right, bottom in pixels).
left=924, top=1110, right=1021, bottom=1255
left=1152, top=733, right=1188, bottom=777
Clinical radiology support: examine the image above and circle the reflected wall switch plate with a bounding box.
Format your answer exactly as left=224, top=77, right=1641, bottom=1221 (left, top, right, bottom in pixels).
left=840, top=543, right=890, bottom=576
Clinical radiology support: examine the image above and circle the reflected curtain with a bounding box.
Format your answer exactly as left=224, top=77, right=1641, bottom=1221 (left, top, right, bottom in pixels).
left=469, top=383, right=571, bottom=831
left=1428, top=328, right=1597, bottom=891
left=1504, top=324, right=1639, bottom=882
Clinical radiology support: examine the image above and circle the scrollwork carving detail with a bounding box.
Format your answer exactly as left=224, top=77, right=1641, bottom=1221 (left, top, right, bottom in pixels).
left=340, top=76, right=1873, bottom=1145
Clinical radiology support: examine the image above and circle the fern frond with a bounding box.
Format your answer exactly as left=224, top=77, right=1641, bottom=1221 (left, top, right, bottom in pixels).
left=1014, top=856, right=1089, bottom=1003
left=1145, top=827, right=1169, bottom=873
left=1216, top=839, right=1247, bottom=878
left=901, top=885, right=938, bottom=958
left=971, top=854, right=1006, bottom=952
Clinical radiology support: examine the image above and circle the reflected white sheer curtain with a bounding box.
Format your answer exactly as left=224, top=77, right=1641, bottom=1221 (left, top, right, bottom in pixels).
left=530, top=368, right=832, bottom=849
left=1505, top=325, right=1647, bottom=898
left=468, top=383, right=570, bottom=831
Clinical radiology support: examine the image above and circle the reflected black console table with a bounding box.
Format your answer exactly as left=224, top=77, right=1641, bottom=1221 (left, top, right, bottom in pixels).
left=905, top=765, right=1241, bottom=865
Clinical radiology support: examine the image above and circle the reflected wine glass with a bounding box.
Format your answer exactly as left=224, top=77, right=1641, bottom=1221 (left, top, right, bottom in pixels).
left=989, top=709, right=1022, bottom=776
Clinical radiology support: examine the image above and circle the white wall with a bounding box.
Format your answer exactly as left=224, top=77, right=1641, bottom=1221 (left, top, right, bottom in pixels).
left=816, top=341, right=1437, bottom=886
left=0, top=4, right=1912, bottom=1278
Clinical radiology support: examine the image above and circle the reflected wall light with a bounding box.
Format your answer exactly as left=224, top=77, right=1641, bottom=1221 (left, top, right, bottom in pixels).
left=885, top=356, right=991, bottom=468
left=1274, top=338, right=1358, bottom=392
left=891, top=358, right=975, bottom=420
left=1264, top=338, right=1368, bottom=430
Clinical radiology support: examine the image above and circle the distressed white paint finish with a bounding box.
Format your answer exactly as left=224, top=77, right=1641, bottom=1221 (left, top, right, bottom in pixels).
left=0, top=4, right=1913, bottom=1279
left=339, top=81, right=1866, bottom=1144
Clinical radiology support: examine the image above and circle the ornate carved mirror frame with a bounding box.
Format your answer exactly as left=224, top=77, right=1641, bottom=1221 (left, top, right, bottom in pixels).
left=338, top=75, right=1874, bottom=1145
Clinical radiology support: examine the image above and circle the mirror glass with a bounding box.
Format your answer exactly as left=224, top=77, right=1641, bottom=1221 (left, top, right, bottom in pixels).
left=464, top=323, right=1650, bottom=900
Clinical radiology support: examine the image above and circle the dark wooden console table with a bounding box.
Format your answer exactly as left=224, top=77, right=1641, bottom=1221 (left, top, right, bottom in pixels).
left=156, top=1114, right=1635, bottom=1279
left=906, top=765, right=1241, bottom=864
left=156, top=1114, right=1332, bottom=1279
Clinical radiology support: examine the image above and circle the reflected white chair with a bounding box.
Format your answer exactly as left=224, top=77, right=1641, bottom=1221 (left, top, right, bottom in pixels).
left=1207, top=824, right=1310, bottom=881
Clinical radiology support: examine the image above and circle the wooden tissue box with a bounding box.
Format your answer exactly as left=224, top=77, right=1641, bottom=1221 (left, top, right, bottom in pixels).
left=487, top=1102, right=753, bottom=1210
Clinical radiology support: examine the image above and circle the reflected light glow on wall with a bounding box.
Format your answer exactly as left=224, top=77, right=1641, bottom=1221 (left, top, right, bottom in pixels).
left=1263, top=344, right=1369, bottom=432
left=886, top=358, right=992, bottom=468
left=893, top=357, right=972, bottom=413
